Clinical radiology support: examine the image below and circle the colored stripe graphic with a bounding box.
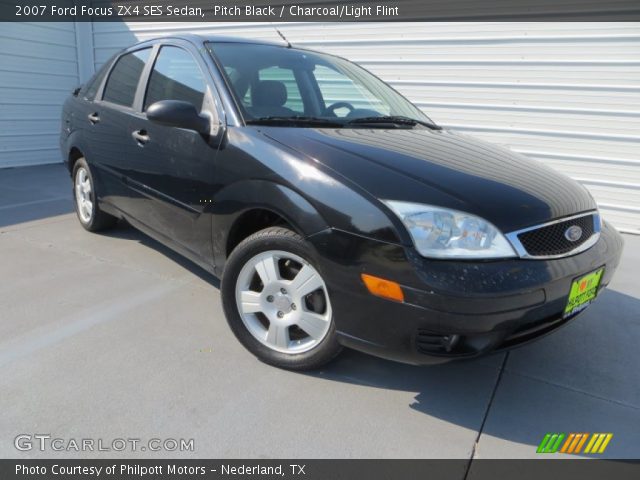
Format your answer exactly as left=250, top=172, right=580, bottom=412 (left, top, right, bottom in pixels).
left=560, top=433, right=575, bottom=453
left=585, top=433, right=613, bottom=454
left=574, top=433, right=589, bottom=453
left=536, top=432, right=613, bottom=454
left=560, top=433, right=589, bottom=454
left=539, top=433, right=613, bottom=454
left=537, top=433, right=552, bottom=453
left=537, top=433, right=566, bottom=453
left=597, top=434, right=613, bottom=453
left=584, top=434, right=600, bottom=453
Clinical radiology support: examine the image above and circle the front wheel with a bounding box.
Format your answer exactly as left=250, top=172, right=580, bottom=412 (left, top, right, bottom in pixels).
left=221, top=227, right=342, bottom=370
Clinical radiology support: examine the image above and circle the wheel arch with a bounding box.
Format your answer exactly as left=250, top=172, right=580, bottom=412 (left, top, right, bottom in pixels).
left=62, top=125, right=91, bottom=173
left=68, top=147, right=84, bottom=173
left=211, top=180, right=330, bottom=273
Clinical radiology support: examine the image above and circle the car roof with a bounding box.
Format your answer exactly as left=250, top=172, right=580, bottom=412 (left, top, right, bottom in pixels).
left=130, top=33, right=287, bottom=49
left=117, top=33, right=351, bottom=75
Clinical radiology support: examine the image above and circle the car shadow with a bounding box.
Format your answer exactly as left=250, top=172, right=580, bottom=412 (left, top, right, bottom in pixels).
left=102, top=221, right=640, bottom=455
left=101, top=220, right=221, bottom=289
left=303, top=288, right=640, bottom=455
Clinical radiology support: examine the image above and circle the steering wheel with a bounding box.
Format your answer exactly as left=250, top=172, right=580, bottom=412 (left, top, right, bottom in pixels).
left=323, top=101, right=355, bottom=117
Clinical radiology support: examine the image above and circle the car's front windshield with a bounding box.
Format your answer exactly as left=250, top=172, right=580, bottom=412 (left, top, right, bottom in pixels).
left=207, top=41, right=435, bottom=128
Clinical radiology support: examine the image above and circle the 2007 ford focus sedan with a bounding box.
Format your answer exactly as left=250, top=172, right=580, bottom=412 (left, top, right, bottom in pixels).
left=60, top=35, right=624, bottom=370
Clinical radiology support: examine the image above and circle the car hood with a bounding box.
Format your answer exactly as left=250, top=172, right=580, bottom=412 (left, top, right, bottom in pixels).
left=260, top=127, right=596, bottom=233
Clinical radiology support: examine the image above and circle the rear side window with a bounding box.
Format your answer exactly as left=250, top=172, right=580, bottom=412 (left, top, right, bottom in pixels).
left=144, top=46, right=205, bottom=111
left=103, top=48, right=151, bottom=107
left=83, top=60, right=110, bottom=101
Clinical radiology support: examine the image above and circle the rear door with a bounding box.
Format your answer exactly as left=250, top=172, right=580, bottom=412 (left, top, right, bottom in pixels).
left=86, top=47, right=153, bottom=217
left=127, top=42, right=222, bottom=261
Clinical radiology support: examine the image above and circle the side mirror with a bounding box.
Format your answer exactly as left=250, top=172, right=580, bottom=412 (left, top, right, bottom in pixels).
left=146, top=100, right=210, bottom=134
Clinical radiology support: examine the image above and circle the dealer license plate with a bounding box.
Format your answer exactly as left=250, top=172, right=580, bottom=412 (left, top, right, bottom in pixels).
left=563, top=267, right=604, bottom=318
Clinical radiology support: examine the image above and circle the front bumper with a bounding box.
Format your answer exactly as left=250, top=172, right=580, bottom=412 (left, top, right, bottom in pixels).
left=308, top=221, right=624, bottom=365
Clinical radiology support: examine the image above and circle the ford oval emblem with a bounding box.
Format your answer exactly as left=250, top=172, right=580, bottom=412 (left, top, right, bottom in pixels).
left=564, top=225, right=583, bottom=242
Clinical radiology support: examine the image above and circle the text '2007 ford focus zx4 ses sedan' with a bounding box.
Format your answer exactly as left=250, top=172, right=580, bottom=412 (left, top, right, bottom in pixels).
left=60, top=35, right=624, bottom=370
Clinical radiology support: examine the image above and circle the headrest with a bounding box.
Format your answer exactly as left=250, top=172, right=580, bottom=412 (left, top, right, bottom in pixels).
left=253, top=80, right=287, bottom=108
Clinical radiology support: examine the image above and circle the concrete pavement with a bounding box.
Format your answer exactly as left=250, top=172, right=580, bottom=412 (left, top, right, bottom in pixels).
left=1, top=164, right=638, bottom=464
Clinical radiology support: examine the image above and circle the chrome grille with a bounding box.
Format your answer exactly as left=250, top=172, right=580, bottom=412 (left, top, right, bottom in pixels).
left=506, top=212, right=601, bottom=259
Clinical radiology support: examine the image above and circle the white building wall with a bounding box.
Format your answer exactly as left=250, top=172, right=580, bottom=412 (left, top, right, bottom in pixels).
left=91, top=22, right=640, bottom=234
left=1, top=21, right=638, bottom=233
left=0, top=22, right=81, bottom=168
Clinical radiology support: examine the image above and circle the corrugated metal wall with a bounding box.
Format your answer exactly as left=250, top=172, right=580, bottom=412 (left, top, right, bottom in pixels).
left=91, top=22, right=640, bottom=234
left=2, top=21, right=637, bottom=233
left=0, top=22, right=80, bottom=168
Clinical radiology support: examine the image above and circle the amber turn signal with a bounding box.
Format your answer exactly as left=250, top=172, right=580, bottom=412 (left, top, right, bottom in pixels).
left=361, top=273, right=404, bottom=302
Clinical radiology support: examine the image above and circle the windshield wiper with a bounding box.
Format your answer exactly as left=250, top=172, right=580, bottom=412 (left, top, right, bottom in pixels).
left=246, top=115, right=442, bottom=130
left=246, top=116, right=344, bottom=128
left=347, top=115, right=442, bottom=130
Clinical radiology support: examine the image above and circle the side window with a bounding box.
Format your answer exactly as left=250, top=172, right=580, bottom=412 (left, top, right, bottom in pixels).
left=83, top=61, right=110, bottom=101
left=144, top=46, right=206, bottom=111
left=103, top=48, right=151, bottom=107
left=257, top=67, right=303, bottom=113
left=224, top=66, right=251, bottom=108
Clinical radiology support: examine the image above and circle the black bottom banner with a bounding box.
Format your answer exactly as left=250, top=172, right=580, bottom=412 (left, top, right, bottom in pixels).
left=2, top=459, right=640, bottom=480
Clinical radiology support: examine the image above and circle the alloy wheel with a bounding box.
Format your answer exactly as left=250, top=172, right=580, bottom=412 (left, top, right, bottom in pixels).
left=75, top=167, right=93, bottom=223
left=235, top=250, right=332, bottom=354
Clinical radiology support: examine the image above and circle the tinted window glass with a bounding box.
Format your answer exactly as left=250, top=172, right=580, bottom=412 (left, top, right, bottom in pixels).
left=83, top=60, right=111, bottom=101
left=210, top=42, right=431, bottom=123
left=103, top=48, right=151, bottom=107
left=224, top=66, right=252, bottom=107
left=314, top=64, right=389, bottom=117
left=144, top=46, right=205, bottom=111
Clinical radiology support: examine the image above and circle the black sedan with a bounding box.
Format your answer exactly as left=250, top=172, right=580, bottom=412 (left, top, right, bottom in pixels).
left=60, top=35, right=623, bottom=369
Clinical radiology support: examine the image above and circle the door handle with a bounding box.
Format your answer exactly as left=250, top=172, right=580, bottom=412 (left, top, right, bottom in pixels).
left=88, top=112, right=100, bottom=124
left=131, top=129, right=150, bottom=145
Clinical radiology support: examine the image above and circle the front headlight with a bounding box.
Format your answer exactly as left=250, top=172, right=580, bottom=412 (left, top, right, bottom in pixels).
left=383, top=201, right=517, bottom=259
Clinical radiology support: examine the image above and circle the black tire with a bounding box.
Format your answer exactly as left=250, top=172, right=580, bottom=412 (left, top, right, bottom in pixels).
left=221, top=227, right=343, bottom=370
left=72, top=157, right=118, bottom=232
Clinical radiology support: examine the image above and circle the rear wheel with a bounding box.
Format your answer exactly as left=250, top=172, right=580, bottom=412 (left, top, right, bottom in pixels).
left=221, top=227, right=342, bottom=370
left=72, top=157, right=117, bottom=232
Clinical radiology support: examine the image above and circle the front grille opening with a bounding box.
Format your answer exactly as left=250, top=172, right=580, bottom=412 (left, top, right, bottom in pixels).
left=518, top=214, right=595, bottom=257
left=499, top=313, right=568, bottom=350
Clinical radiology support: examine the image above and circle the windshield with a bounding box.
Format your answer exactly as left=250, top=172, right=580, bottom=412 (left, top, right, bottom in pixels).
left=207, top=42, right=434, bottom=127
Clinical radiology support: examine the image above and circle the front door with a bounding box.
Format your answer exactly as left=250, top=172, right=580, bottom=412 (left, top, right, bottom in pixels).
left=127, top=44, right=220, bottom=261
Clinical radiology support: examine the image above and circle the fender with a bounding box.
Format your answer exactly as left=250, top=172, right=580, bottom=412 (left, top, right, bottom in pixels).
left=210, top=179, right=330, bottom=271
left=61, top=129, right=89, bottom=171
left=61, top=130, right=118, bottom=202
